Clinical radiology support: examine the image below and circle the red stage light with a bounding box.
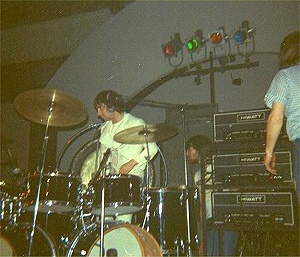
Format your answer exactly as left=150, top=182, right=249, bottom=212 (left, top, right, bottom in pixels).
left=210, top=31, right=223, bottom=45
left=209, top=27, right=226, bottom=46
left=162, top=43, right=176, bottom=57
left=162, top=33, right=183, bottom=58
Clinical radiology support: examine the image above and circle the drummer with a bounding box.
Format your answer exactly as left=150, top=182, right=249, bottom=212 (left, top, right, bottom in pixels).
left=81, top=90, right=159, bottom=223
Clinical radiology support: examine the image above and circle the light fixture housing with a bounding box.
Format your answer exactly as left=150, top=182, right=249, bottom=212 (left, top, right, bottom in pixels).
left=209, top=27, right=226, bottom=45
left=233, top=20, right=254, bottom=44
left=162, top=33, right=183, bottom=58
left=186, top=29, right=204, bottom=53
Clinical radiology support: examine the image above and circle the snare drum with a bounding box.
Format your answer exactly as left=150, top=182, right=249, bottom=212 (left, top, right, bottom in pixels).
left=24, top=173, right=80, bottom=213
left=66, top=223, right=161, bottom=257
left=90, top=174, right=143, bottom=216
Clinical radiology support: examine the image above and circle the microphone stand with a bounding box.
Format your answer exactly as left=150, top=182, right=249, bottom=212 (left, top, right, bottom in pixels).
left=180, top=107, right=193, bottom=257
left=28, top=91, right=56, bottom=256
left=91, top=128, right=106, bottom=257
left=99, top=166, right=106, bottom=257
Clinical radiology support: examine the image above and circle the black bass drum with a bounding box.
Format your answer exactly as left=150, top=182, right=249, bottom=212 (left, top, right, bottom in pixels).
left=0, top=222, right=57, bottom=256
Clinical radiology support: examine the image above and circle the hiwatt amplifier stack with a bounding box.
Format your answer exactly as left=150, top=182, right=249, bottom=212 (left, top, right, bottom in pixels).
left=209, top=108, right=296, bottom=229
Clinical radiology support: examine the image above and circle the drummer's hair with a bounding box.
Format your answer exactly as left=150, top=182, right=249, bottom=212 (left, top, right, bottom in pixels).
left=186, top=135, right=211, bottom=152
left=94, top=90, right=125, bottom=113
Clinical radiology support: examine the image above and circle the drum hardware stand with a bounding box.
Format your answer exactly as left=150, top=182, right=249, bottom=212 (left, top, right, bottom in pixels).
left=140, top=125, right=168, bottom=252
left=28, top=92, right=56, bottom=256
left=138, top=126, right=151, bottom=227
left=91, top=133, right=107, bottom=257
left=139, top=125, right=152, bottom=230
left=143, top=125, right=152, bottom=230
left=180, top=107, right=193, bottom=257
left=94, top=161, right=112, bottom=257
left=98, top=167, right=106, bottom=257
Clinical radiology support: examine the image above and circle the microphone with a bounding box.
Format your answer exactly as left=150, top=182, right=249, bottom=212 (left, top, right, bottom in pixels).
left=93, top=122, right=105, bottom=140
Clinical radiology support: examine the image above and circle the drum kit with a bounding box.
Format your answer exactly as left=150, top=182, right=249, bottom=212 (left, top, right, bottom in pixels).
left=0, top=89, right=202, bottom=257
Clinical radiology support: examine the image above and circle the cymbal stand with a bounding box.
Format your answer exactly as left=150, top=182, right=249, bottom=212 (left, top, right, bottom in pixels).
left=181, top=107, right=193, bottom=257
left=90, top=134, right=112, bottom=256
left=141, top=125, right=151, bottom=227
left=141, top=125, right=166, bottom=251
left=93, top=134, right=105, bottom=257
left=28, top=91, right=56, bottom=256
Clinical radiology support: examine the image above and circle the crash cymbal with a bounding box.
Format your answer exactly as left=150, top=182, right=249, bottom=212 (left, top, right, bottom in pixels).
left=14, top=88, right=88, bottom=127
left=114, top=123, right=178, bottom=144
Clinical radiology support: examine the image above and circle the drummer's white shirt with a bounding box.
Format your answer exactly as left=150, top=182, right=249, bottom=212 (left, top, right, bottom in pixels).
left=80, top=112, right=159, bottom=186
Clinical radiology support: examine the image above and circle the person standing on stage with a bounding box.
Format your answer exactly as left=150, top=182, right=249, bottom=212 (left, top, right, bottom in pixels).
left=264, top=31, right=300, bottom=204
left=186, top=135, right=239, bottom=256
left=81, top=90, right=158, bottom=222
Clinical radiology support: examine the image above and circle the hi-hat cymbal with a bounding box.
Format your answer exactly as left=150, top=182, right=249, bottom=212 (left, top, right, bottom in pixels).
left=14, top=88, right=88, bottom=127
left=114, top=123, right=178, bottom=144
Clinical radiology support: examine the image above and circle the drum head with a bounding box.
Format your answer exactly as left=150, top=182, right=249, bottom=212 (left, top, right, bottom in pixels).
left=103, top=224, right=161, bottom=256
left=66, top=223, right=161, bottom=257
left=0, top=236, right=14, bottom=256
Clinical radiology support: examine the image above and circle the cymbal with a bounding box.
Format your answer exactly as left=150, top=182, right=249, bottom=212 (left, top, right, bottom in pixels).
left=114, top=123, right=178, bottom=144
left=14, top=88, right=88, bottom=127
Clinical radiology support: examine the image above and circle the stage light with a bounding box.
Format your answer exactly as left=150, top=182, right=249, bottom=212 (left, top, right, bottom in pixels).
left=162, top=32, right=183, bottom=58
left=209, top=27, right=226, bottom=45
left=233, top=20, right=254, bottom=44
left=233, top=29, right=248, bottom=44
left=187, top=38, right=200, bottom=52
left=186, top=29, right=204, bottom=53
left=162, top=44, right=176, bottom=57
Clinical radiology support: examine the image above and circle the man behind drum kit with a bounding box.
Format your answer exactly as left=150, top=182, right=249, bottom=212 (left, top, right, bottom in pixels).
left=186, top=135, right=239, bottom=256
left=80, top=90, right=158, bottom=223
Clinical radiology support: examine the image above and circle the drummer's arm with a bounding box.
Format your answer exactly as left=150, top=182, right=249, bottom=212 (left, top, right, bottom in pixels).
left=134, top=142, right=158, bottom=165
left=119, top=142, right=158, bottom=174
left=119, top=159, right=138, bottom=174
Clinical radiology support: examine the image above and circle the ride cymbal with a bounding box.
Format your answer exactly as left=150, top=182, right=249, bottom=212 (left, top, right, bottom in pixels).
left=114, top=123, right=178, bottom=144
left=14, top=88, right=88, bottom=127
